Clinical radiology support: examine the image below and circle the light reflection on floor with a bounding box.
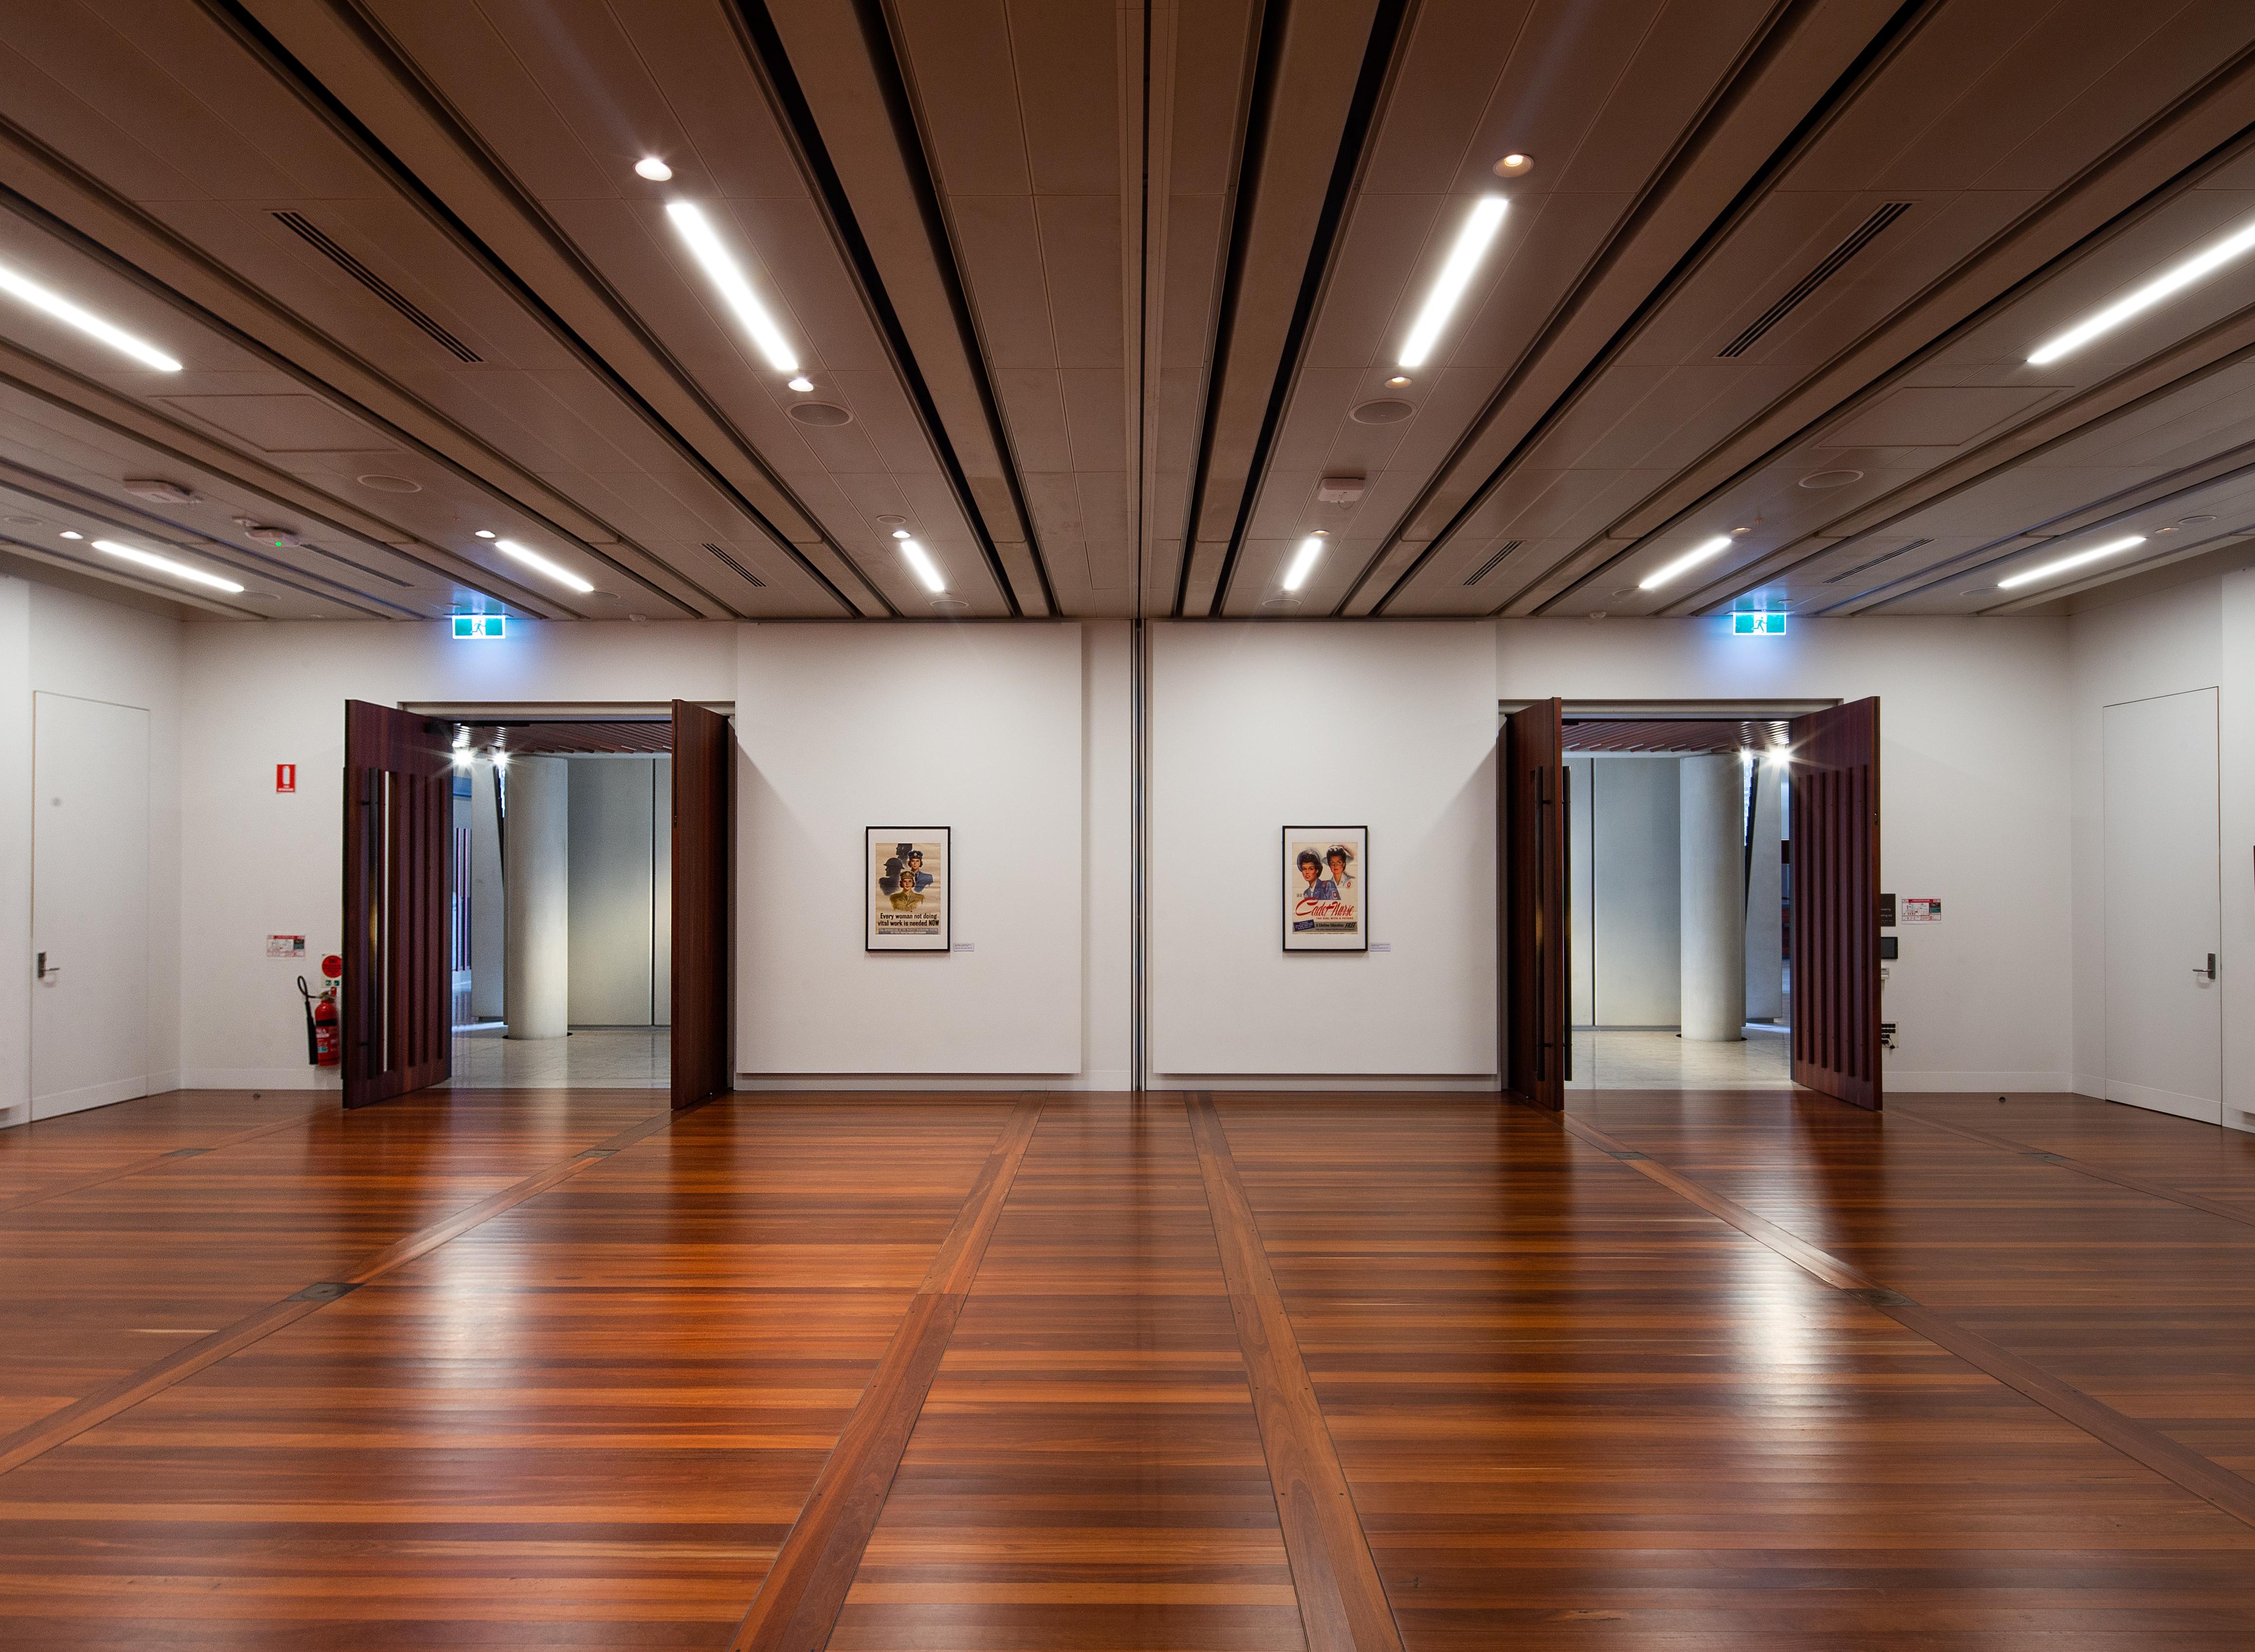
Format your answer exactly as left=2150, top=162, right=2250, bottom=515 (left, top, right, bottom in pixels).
left=443, top=1025, right=670, bottom=1089
left=1566, top=1024, right=1795, bottom=1089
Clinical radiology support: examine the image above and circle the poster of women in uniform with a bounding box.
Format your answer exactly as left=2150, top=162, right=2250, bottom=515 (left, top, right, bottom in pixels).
left=1281, top=826, right=1367, bottom=951
left=867, top=828, right=950, bottom=951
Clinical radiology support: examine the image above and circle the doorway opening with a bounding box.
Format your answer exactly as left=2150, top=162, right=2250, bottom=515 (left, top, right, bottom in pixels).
left=1562, top=716, right=1793, bottom=1091
left=1500, top=696, right=1879, bottom=1109
left=447, top=715, right=674, bottom=1091
left=343, top=698, right=733, bottom=1110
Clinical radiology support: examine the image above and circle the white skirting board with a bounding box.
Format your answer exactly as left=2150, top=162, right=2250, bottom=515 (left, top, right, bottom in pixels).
left=32, top=1073, right=154, bottom=1120
left=178, top=1067, right=342, bottom=1092
left=734, top=1070, right=1130, bottom=1092
left=1882, top=1071, right=2075, bottom=1094
left=1148, top=1073, right=1500, bottom=1093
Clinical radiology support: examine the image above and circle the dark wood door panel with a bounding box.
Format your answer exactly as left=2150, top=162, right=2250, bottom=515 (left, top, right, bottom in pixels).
left=341, top=700, right=453, bottom=1109
left=671, top=700, right=733, bottom=1111
left=1502, top=698, right=1567, bottom=1109
left=1789, top=696, right=1882, bottom=1109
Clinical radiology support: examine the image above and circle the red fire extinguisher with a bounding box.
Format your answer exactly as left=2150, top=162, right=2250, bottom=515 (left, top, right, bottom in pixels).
left=297, top=974, right=342, bottom=1067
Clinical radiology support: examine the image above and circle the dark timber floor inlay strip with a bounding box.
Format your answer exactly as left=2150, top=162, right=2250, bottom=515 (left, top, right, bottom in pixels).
left=0, top=1097, right=687, bottom=1478
left=0, top=1104, right=329, bottom=1215
left=1188, top=1093, right=1405, bottom=1652
left=728, top=1097, right=1044, bottom=1652
left=1892, top=1104, right=2255, bottom=1231
left=1561, top=1108, right=2255, bottom=1530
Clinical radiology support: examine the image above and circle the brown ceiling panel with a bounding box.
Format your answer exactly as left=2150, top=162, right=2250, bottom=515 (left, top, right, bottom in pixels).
left=0, top=0, right=2250, bottom=626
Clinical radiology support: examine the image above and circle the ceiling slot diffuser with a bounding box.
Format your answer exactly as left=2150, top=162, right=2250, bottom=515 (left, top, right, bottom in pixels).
left=272, top=212, right=483, bottom=364
left=702, top=542, right=766, bottom=587
left=1463, top=540, right=1524, bottom=585
left=1821, top=537, right=1930, bottom=584
left=1717, top=202, right=1912, bottom=359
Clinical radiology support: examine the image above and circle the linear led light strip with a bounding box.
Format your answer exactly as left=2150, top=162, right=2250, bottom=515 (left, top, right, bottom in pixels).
left=92, top=538, right=242, bottom=593
left=2028, top=215, right=2255, bottom=364
left=665, top=202, right=798, bottom=373
left=1282, top=534, right=1325, bottom=591
left=494, top=538, right=594, bottom=594
left=0, top=262, right=182, bottom=371
left=1996, top=532, right=2144, bottom=590
left=898, top=538, right=946, bottom=592
left=1398, top=197, right=1508, bottom=368
left=1639, top=534, right=1733, bottom=590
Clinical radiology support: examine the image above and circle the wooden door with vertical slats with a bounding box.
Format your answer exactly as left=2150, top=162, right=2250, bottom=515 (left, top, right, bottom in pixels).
left=1503, top=698, right=1567, bottom=1110
left=671, top=700, right=733, bottom=1111
left=342, top=701, right=453, bottom=1109
left=1787, top=697, right=1882, bottom=1110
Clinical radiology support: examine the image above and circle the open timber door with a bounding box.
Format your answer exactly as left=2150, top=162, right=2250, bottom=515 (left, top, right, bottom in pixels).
left=1787, top=697, right=1882, bottom=1109
left=342, top=701, right=453, bottom=1109
left=671, top=700, right=733, bottom=1110
left=1502, top=698, right=1568, bottom=1110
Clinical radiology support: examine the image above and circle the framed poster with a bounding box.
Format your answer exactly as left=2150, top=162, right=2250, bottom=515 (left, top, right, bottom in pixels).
left=868, top=828, right=950, bottom=952
left=1282, top=826, right=1367, bottom=952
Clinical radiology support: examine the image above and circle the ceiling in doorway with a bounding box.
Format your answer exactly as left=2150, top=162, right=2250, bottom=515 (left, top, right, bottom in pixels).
left=1564, top=718, right=1791, bottom=754
left=3, top=1, right=2255, bottom=624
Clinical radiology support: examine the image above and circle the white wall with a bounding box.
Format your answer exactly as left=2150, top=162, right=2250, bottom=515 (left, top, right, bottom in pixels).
left=2067, top=573, right=2251, bottom=1132
left=0, top=577, right=183, bottom=1126
left=1500, top=615, right=2074, bottom=1092
left=177, top=619, right=736, bottom=1088
left=1149, top=621, right=1498, bottom=1087
left=568, top=755, right=664, bottom=1027
left=734, top=622, right=1104, bottom=1083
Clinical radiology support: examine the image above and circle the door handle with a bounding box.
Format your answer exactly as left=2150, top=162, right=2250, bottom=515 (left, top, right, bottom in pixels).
left=35, top=951, right=59, bottom=982
left=2196, top=953, right=2217, bottom=981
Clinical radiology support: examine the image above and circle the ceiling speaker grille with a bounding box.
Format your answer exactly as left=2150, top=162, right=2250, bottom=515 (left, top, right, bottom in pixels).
left=1717, top=202, right=1912, bottom=359
left=702, top=542, right=766, bottom=587
left=1463, top=540, right=1524, bottom=585
left=1822, top=538, right=1930, bottom=584
left=273, top=212, right=483, bottom=364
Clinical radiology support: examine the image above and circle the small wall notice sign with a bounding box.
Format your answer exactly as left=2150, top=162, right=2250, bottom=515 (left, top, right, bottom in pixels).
left=1901, top=897, right=1941, bottom=922
left=267, top=935, right=306, bottom=957
left=275, top=763, right=296, bottom=792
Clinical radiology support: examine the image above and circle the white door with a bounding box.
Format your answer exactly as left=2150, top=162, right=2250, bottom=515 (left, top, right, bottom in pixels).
left=31, top=692, right=150, bottom=1119
left=2104, top=688, right=2221, bottom=1122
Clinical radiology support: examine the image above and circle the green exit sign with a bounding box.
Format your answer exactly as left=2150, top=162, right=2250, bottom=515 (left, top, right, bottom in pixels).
left=1733, top=611, right=1786, bottom=636
left=452, top=613, right=506, bottom=640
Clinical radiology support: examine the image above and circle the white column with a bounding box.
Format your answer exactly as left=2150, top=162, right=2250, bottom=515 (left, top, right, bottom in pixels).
left=503, top=755, right=569, bottom=1040
left=1743, top=756, right=1784, bottom=1022
left=1680, top=754, right=1746, bottom=1041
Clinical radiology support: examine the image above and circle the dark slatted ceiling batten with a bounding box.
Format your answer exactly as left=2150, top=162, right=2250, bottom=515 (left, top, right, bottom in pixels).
left=272, top=212, right=484, bottom=364
left=702, top=542, right=767, bottom=588
left=1823, top=538, right=1931, bottom=584
left=1463, top=540, right=1524, bottom=585
left=1717, top=203, right=1913, bottom=359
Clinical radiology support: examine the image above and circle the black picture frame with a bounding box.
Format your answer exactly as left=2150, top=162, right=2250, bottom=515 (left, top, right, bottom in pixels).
left=866, top=826, right=951, bottom=953
left=1281, top=825, right=1368, bottom=953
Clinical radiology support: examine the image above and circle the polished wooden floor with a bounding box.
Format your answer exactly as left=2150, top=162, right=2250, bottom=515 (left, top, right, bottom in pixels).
left=2, top=1085, right=2254, bottom=1647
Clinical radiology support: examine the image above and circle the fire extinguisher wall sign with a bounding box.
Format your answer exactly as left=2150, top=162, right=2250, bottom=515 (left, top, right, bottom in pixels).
left=276, top=763, right=296, bottom=792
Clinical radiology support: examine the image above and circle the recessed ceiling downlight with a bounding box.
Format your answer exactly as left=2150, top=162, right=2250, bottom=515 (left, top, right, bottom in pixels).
left=787, top=402, right=853, bottom=426
left=1798, top=469, right=1863, bottom=489
left=1350, top=399, right=1415, bottom=424
left=634, top=158, right=674, bottom=182
left=1492, top=154, right=1534, bottom=178
left=357, top=474, right=421, bottom=493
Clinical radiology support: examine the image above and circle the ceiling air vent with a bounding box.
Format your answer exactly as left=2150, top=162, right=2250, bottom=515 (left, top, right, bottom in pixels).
left=702, top=542, right=766, bottom=588
left=273, top=211, right=483, bottom=364
left=1717, top=202, right=1912, bottom=359
left=1822, top=538, right=1931, bottom=584
left=1463, top=540, right=1524, bottom=585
